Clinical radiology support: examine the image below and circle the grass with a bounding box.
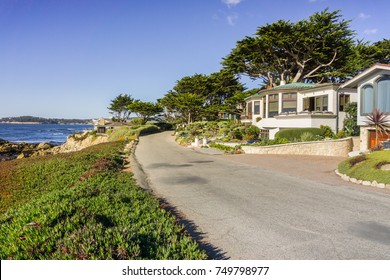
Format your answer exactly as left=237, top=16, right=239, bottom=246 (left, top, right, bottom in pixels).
left=0, top=141, right=206, bottom=260
left=338, top=150, right=390, bottom=184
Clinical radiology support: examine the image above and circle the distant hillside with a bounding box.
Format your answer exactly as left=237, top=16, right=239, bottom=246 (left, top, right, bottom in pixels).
left=0, top=116, right=92, bottom=124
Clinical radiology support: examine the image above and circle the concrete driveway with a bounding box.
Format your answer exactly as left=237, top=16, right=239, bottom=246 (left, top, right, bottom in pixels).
left=132, top=131, right=390, bottom=259
left=219, top=154, right=360, bottom=187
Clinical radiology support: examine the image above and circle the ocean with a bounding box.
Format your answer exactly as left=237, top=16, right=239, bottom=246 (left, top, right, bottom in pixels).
left=0, top=123, right=93, bottom=145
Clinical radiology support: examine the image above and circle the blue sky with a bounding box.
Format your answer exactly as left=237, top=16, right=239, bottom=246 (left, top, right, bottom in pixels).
left=0, top=0, right=389, bottom=119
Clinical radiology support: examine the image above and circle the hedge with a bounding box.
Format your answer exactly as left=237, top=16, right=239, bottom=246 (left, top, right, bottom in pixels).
left=275, top=128, right=324, bottom=141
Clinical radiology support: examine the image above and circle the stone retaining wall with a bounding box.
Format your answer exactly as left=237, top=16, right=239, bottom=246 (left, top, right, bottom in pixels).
left=241, top=137, right=353, bottom=157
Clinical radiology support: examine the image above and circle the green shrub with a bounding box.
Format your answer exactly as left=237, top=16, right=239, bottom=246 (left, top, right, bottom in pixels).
left=218, top=127, right=230, bottom=137
left=130, top=118, right=145, bottom=126
left=155, top=122, right=174, bottom=131
left=217, top=120, right=234, bottom=129
left=88, top=130, right=97, bottom=136
left=248, top=138, right=290, bottom=146
left=107, top=127, right=135, bottom=141
left=230, top=129, right=243, bottom=140
left=320, top=125, right=335, bottom=138
left=243, top=125, right=260, bottom=139
left=139, top=125, right=161, bottom=136
left=209, top=143, right=236, bottom=153
left=275, top=128, right=324, bottom=141
left=343, top=102, right=359, bottom=136
left=335, top=130, right=346, bottom=139
left=300, top=132, right=314, bottom=142
left=176, top=130, right=190, bottom=138
left=107, top=125, right=160, bottom=141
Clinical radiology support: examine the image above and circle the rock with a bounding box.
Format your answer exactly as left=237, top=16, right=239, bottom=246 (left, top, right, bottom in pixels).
left=341, top=174, right=350, bottom=181
left=17, top=152, right=26, bottom=159
left=348, top=151, right=363, bottom=157
left=1, top=131, right=107, bottom=160
left=371, top=181, right=378, bottom=187
left=350, top=178, right=358, bottom=183
left=380, top=164, right=390, bottom=171
left=0, top=141, right=22, bottom=159
left=377, top=183, right=386, bottom=189
left=37, top=142, right=53, bottom=150
left=362, top=181, right=371, bottom=186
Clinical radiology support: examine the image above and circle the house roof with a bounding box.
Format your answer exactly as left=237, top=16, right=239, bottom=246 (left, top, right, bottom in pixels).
left=340, top=63, right=390, bottom=89
left=272, top=82, right=316, bottom=90
left=245, top=82, right=316, bottom=100
left=245, top=82, right=341, bottom=101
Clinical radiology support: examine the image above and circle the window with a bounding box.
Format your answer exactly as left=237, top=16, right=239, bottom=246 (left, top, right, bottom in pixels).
left=315, top=95, right=328, bottom=111
left=377, top=77, right=390, bottom=113
left=263, top=98, right=266, bottom=118
left=254, top=101, right=260, bottom=114
left=268, top=94, right=279, bottom=118
left=247, top=101, right=252, bottom=116
left=303, top=97, right=315, bottom=111
left=361, top=77, right=390, bottom=115
left=282, top=93, right=297, bottom=113
left=339, top=94, right=350, bottom=111
left=361, top=85, right=374, bottom=114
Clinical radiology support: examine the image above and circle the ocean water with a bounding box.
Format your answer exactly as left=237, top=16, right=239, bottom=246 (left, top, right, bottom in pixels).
left=0, top=123, right=93, bottom=145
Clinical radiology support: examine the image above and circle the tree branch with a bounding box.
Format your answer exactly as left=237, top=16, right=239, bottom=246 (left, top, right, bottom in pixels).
left=304, top=50, right=338, bottom=78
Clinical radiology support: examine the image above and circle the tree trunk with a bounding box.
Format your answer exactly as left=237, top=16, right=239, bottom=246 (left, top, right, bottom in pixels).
left=292, top=67, right=304, bottom=83
left=376, top=125, right=379, bottom=148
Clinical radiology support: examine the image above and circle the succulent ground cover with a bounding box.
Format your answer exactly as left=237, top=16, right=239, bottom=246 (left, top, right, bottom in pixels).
left=0, top=141, right=206, bottom=260
left=338, top=150, right=390, bottom=184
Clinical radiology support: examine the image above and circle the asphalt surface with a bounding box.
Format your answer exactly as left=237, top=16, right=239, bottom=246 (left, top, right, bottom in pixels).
left=132, top=131, right=390, bottom=259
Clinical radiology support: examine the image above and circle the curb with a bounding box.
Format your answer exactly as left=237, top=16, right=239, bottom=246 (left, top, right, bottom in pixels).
left=335, top=169, right=390, bottom=190
left=129, top=140, right=154, bottom=194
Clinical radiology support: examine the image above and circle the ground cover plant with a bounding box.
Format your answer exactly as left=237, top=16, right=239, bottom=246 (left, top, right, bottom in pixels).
left=208, top=143, right=242, bottom=154
left=107, top=125, right=161, bottom=142
left=0, top=142, right=206, bottom=260
left=338, top=151, right=390, bottom=184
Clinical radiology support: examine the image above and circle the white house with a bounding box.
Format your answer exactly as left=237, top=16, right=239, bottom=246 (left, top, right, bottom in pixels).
left=244, top=82, right=357, bottom=139
left=340, top=63, right=390, bottom=151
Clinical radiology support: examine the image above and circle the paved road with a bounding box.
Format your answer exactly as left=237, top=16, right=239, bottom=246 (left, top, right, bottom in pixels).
left=133, top=132, right=390, bottom=259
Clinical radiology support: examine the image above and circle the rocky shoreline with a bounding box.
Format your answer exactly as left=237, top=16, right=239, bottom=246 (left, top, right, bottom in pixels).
left=0, top=131, right=108, bottom=161
left=0, top=139, right=55, bottom=161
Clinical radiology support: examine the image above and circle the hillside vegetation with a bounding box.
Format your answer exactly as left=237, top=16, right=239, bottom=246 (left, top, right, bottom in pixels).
left=0, top=116, right=91, bottom=124
left=0, top=139, right=206, bottom=260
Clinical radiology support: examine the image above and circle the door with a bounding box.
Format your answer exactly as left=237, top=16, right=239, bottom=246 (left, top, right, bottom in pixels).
left=369, top=130, right=390, bottom=148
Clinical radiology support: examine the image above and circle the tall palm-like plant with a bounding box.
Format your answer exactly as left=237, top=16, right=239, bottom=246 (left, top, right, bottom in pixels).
left=364, top=108, right=390, bottom=148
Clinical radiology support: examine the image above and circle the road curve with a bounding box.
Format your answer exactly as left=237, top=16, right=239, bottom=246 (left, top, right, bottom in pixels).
left=133, top=131, right=390, bottom=259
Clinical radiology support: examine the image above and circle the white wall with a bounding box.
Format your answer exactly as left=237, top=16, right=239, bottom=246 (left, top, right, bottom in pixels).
left=299, top=88, right=337, bottom=113
left=357, top=70, right=390, bottom=125
left=246, top=85, right=359, bottom=139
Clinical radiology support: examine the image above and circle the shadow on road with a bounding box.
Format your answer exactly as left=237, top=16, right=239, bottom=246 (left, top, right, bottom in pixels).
left=158, top=197, right=229, bottom=260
